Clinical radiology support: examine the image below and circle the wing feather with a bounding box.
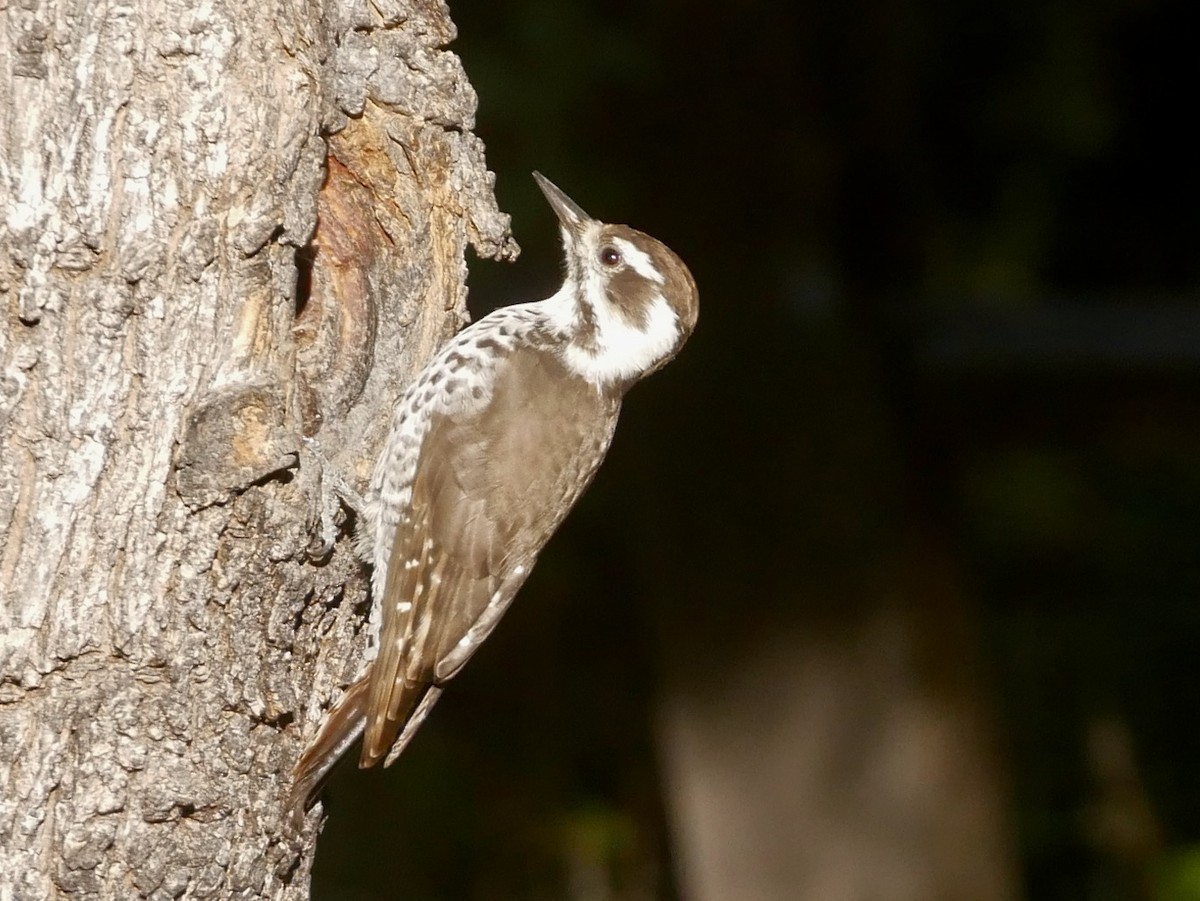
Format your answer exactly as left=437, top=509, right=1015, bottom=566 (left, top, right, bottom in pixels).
left=360, top=348, right=620, bottom=768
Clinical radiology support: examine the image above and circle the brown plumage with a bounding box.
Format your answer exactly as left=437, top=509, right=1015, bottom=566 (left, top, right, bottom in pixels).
left=291, top=173, right=697, bottom=814
left=361, top=347, right=620, bottom=765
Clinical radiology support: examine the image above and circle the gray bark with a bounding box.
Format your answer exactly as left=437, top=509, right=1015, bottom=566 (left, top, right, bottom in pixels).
left=0, top=0, right=514, bottom=896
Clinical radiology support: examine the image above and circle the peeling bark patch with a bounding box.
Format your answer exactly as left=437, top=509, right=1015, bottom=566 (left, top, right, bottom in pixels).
left=175, top=384, right=297, bottom=509
left=294, top=156, right=390, bottom=434
left=12, top=21, right=49, bottom=79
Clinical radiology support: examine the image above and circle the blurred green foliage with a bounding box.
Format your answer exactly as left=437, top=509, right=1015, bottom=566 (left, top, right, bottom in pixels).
left=1157, top=848, right=1200, bottom=901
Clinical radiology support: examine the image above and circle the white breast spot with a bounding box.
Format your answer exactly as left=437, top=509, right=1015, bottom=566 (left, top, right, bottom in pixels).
left=562, top=292, right=680, bottom=386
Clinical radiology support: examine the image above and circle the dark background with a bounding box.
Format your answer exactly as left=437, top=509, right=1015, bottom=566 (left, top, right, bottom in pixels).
left=313, top=1, right=1200, bottom=898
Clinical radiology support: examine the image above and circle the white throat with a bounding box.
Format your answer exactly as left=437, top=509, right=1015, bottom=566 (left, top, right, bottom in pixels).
left=542, top=281, right=679, bottom=388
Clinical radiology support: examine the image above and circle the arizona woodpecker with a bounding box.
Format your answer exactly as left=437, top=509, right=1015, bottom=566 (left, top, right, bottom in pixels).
left=291, top=172, right=698, bottom=810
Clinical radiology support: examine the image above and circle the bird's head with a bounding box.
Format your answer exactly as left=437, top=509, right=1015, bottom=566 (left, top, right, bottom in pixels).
left=534, top=172, right=698, bottom=389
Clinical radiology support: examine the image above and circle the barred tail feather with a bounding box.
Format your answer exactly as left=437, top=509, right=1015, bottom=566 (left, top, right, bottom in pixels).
left=289, top=675, right=370, bottom=817
left=382, top=684, right=444, bottom=768
left=360, top=680, right=444, bottom=768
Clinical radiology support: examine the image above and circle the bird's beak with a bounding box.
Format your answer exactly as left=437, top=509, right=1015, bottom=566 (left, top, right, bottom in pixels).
left=533, top=172, right=594, bottom=236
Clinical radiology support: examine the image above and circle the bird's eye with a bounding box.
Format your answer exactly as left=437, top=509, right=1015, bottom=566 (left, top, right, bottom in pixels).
left=600, top=246, right=622, bottom=267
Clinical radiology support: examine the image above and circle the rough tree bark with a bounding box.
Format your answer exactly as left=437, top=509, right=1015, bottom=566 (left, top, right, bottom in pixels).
left=0, top=0, right=514, bottom=897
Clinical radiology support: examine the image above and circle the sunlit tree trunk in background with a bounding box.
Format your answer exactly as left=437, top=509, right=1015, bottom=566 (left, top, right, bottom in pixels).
left=642, top=330, right=1019, bottom=901
left=0, top=0, right=513, bottom=895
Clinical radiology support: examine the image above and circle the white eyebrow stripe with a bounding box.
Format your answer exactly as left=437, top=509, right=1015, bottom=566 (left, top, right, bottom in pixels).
left=612, top=237, right=665, bottom=285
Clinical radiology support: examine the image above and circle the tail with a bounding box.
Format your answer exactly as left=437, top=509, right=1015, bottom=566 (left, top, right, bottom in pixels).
left=361, top=680, right=445, bottom=768
left=289, top=671, right=448, bottom=821
left=288, top=675, right=370, bottom=817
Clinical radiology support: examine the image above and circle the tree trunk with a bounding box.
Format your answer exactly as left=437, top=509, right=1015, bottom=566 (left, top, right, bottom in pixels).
left=636, top=329, right=1019, bottom=900
left=0, top=0, right=514, bottom=896
left=655, top=560, right=1017, bottom=901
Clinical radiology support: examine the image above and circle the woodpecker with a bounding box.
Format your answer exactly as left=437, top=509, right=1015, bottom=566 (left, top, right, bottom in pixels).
left=291, top=172, right=698, bottom=811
